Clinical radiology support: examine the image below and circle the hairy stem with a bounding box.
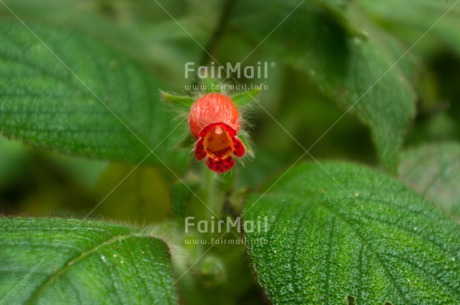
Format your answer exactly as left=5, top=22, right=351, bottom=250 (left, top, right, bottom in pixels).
left=203, top=168, right=220, bottom=219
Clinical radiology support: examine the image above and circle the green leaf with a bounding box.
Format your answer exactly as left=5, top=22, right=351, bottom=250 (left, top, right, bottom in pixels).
left=243, top=161, right=460, bottom=304
left=356, top=0, right=460, bottom=54
left=0, top=0, right=219, bottom=90
left=231, top=1, right=416, bottom=170
left=203, top=78, right=222, bottom=93
left=232, top=89, right=261, bottom=107
left=0, top=21, right=187, bottom=171
left=161, top=91, right=195, bottom=111
left=399, top=142, right=460, bottom=223
left=0, top=217, right=179, bottom=305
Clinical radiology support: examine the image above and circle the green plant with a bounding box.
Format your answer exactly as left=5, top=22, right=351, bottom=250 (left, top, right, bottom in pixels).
left=0, top=0, right=459, bottom=304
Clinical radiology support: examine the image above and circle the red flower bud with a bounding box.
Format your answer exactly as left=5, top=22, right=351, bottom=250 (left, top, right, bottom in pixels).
left=189, top=93, right=245, bottom=173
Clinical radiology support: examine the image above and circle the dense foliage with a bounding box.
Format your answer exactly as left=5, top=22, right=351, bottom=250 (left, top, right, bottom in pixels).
left=1, top=1, right=459, bottom=304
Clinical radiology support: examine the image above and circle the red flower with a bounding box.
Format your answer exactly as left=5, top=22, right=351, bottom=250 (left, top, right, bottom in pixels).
left=189, top=93, right=245, bottom=173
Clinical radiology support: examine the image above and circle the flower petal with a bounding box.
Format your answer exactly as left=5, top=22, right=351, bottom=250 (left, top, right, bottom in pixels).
left=206, top=156, right=235, bottom=173
left=194, top=138, right=206, bottom=161
left=233, top=137, right=246, bottom=158
left=198, top=122, right=236, bottom=138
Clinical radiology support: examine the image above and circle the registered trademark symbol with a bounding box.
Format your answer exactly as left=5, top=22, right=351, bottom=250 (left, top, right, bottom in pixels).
left=270, top=62, right=277, bottom=68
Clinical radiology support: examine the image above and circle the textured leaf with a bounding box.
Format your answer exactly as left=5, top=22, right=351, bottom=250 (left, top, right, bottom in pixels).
left=399, top=142, right=460, bottom=222
left=0, top=217, right=178, bottom=305
left=0, top=21, right=187, bottom=171
left=0, top=0, right=218, bottom=90
left=243, top=162, right=460, bottom=304
left=231, top=1, right=416, bottom=170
